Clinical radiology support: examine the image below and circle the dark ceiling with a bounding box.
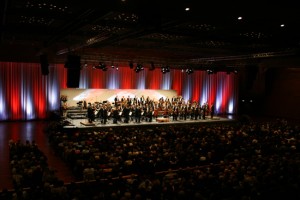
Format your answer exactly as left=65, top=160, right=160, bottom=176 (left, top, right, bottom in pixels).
left=1, top=0, right=300, bottom=69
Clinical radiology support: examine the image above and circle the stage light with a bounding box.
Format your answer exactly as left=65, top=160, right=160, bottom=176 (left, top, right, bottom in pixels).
left=135, top=63, right=144, bottom=73
left=101, top=63, right=107, bottom=71
left=161, top=65, right=170, bottom=74
left=207, top=69, right=213, bottom=75
left=93, top=62, right=108, bottom=71
left=186, top=68, right=193, bottom=75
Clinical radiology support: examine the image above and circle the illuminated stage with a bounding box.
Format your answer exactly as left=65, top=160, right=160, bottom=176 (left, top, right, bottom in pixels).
left=62, top=115, right=235, bottom=130
left=59, top=88, right=237, bottom=130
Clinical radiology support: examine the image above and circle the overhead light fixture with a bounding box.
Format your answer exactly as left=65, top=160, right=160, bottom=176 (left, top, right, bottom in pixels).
left=207, top=69, right=214, bottom=75
left=161, top=65, right=170, bottom=74
left=186, top=68, right=193, bottom=74
left=135, top=63, right=144, bottom=73
left=93, top=62, right=107, bottom=71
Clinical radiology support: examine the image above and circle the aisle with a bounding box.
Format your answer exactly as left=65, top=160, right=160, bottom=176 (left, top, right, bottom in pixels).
left=0, top=120, right=76, bottom=190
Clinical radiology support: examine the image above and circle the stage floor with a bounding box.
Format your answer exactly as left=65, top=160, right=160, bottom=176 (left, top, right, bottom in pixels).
left=62, top=115, right=235, bottom=129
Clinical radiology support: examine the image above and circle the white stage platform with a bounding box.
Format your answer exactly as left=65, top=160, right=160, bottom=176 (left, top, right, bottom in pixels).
left=62, top=115, right=235, bottom=130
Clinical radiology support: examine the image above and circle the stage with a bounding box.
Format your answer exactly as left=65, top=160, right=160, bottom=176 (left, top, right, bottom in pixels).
left=61, top=115, right=235, bottom=130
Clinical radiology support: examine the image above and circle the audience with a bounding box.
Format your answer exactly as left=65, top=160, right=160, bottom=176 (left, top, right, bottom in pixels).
left=1, top=118, right=299, bottom=199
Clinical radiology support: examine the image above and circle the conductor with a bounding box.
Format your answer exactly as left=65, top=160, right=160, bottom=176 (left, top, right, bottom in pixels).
left=87, top=103, right=95, bottom=123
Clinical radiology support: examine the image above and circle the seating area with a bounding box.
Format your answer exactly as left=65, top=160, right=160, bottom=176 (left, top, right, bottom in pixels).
left=1, top=119, right=300, bottom=200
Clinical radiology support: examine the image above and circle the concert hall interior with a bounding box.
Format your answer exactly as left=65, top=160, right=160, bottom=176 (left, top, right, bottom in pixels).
left=0, top=1, right=300, bottom=199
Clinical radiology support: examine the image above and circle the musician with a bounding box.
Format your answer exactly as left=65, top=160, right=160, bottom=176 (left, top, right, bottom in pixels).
left=190, top=107, right=195, bottom=120
left=127, top=96, right=132, bottom=106
left=102, top=106, right=108, bottom=124
left=135, top=106, right=142, bottom=123
left=114, top=96, right=119, bottom=107
left=147, top=108, right=153, bottom=122
left=87, top=103, right=95, bottom=123
left=210, top=104, right=215, bottom=119
left=97, top=105, right=104, bottom=123
left=171, top=96, right=177, bottom=103
left=194, top=105, right=200, bottom=120
left=183, top=106, right=188, bottom=120
left=178, top=96, right=184, bottom=103
left=123, top=105, right=130, bottom=123
left=172, top=107, right=179, bottom=121
left=112, top=108, right=119, bottom=124
left=165, top=96, right=170, bottom=103
left=140, top=95, right=145, bottom=105
left=121, top=96, right=125, bottom=103
left=202, top=103, right=206, bottom=120
left=146, top=96, right=150, bottom=104
left=83, top=100, right=87, bottom=109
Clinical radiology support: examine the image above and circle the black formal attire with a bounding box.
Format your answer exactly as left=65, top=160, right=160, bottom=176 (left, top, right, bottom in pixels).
left=210, top=104, right=215, bottom=119
left=202, top=105, right=206, bottom=120
left=112, top=109, right=119, bottom=124
left=102, top=108, right=108, bottom=124
left=135, top=107, right=142, bottom=123
left=123, top=107, right=130, bottom=123
left=87, top=105, right=95, bottom=123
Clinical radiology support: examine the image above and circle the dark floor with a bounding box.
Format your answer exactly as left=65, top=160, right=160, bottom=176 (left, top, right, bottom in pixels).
left=0, top=120, right=76, bottom=191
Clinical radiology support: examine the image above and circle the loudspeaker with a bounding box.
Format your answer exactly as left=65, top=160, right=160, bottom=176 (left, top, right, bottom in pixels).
left=67, top=68, right=80, bottom=88
left=40, top=54, right=49, bottom=75
left=65, top=55, right=81, bottom=69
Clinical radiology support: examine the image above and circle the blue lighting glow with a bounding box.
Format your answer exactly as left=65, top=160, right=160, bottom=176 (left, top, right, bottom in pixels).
left=136, top=70, right=146, bottom=89
left=25, top=97, right=34, bottom=120
left=215, top=93, right=222, bottom=114
left=201, top=80, right=208, bottom=106
left=182, top=75, right=192, bottom=102
left=228, top=99, right=234, bottom=114
left=0, top=84, right=6, bottom=119
left=79, top=69, right=89, bottom=89
left=161, top=71, right=171, bottom=89
left=107, top=69, right=120, bottom=89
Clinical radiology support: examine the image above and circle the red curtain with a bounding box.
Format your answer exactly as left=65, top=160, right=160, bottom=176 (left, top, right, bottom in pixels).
left=0, top=62, right=238, bottom=120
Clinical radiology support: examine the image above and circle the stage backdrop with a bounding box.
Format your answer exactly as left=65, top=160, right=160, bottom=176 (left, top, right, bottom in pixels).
left=0, top=62, right=238, bottom=120
left=61, top=89, right=178, bottom=107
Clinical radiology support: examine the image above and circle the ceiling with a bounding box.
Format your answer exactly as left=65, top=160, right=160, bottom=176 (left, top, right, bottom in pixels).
left=1, top=0, right=300, bottom=69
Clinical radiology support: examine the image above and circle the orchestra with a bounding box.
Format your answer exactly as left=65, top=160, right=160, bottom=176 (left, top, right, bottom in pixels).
left=78, top=95, right=215, bottom=124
